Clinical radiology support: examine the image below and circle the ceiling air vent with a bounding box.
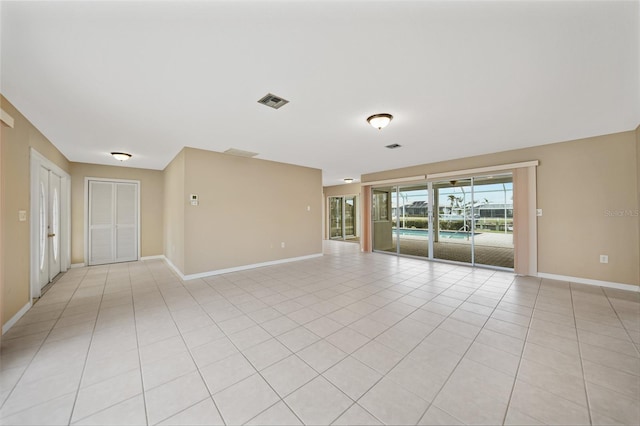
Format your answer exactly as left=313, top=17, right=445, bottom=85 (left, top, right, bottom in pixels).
left=258, top=93, right=289, bottom=109
left=385, top=143, right=402, bottom=149
left=224, top=148, right=259, bottom=158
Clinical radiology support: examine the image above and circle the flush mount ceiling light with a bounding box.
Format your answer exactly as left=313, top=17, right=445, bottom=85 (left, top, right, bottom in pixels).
left=344, top=178, right=354, bottom=183
left=367, top=113, right=393, bottom=130
left=111, top=152, right=132, bottom=161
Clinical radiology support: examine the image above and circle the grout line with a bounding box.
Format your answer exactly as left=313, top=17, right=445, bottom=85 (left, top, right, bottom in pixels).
left=568, top=283, right=593, bottom=426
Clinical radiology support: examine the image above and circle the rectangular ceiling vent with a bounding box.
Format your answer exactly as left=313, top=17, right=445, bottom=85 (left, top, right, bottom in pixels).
left=258, top=93, right=289, bottom=109
left=385, top=143, right=402, bottom=149
left=224, top=148, right=259, bottom=158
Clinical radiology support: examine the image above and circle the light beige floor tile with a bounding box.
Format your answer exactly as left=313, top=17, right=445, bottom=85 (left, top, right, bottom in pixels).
left=485, top=317, right=528, bottom=340
left=228, top=325, right=271, bottom=350
left=297, top=340, right=346, bottom=373
left=509, top=379, right=590, bottom=425
left=359, top=377, right=429, bottom=425
left=72, top=394, right=146, bottom=426
left=348, top=317, right=389, bottom=339
left=142, top=351, right=197, bottom=391
left=325, top=327, right=370, bottom=354
left=516, top=358, right=587, bottom=406
left=352, top=340, right=404, bottom=374
left=213, top=374, right=280, bottom=425
left=276, top=327, right=321, bottom=352
left=580, top=342, right=640, bottom=376
left=180, top=325, right=224, bottom=349
left=242, top=338, right=292, bottom=370
left=261, top=354, right=318, bottom=397
left=587, top=381, right=640, bottom=425
left=0, top=392, right=76, bottom=426
left=72, top=369, right=143, bottom=422
left=465, top=341, right=520, bottom=376
left=285, top=376, right=353, bottom=425
left=323, top=356, right=382, bottom=400
left=262, top=316, right=299, bottom=336
left=420, top=328, right=473, bottom=355
left=503, top=406, right=544, bottom=425
left=577, top=328, right=638, bottom=357
left=522, top=342, right=583, bottom=378
left=386, top=355, right=451, bottom=403
left=583, top=359, right=640, bottom=399
left=418, top=405, right=463, bottom=425
left=474, top=328, right=524, bottom=356
left=246, top=401, right=302, bottom=425
left=200, top=352, right=256, bottom=394
left=189, top=337, right=238, bottom=368
left=157, top=398, right=224, bottom=425
left=332, top=403, right=382, bottom=425
left=216, top=315, right=256, bottom=335
left=144, top=371, right=210, bottom=425
left=287, top=307, right=323, bottom=325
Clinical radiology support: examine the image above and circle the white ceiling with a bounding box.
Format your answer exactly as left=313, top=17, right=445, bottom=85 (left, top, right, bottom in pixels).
left=1, top=0, right=638, bottom=186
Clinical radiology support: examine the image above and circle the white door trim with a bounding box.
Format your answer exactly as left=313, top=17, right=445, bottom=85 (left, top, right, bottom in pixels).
left=84, top=177, right=141, bottom=265
left=30, top=148, right=71, bottom=299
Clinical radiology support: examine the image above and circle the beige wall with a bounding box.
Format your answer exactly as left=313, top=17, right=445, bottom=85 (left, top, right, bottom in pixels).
left=323, top=183, right=362, bottom=240
left=1, top=96, right=70, bottom=327
left=170, top=148, right=323, bottom=276
left=163, top=149, right=185, bottom=272
left=362, top=130, right=640, bottom=286
left=70, top=162, right=164, bottom=265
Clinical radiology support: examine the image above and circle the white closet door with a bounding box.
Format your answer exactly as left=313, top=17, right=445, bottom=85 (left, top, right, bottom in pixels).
left=115, top=183, right=138, bottom=262
left=88, top=180, right=139, bottom=265
left=89, top=181, right=115, bottom=265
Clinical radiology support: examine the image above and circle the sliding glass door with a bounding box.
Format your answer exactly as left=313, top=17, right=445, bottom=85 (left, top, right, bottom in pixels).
left=433, top=179, right=473, bottom=264
left=329, top=195, right=358, bottom=240
left=371, top=173, right=514, bottom=269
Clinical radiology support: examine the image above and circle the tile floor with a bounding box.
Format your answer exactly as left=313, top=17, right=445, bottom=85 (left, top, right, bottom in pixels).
left=1, top=241, right=638, bottom=425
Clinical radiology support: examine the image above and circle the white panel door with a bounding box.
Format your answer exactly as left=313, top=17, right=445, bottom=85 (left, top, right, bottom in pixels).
left=115, top=183, right=138, bottom=262
left=48, top=172, right=62, bottom=280
left=88, top=180, right=138, bottom=265
left=38, top=166, right=49, bottom=288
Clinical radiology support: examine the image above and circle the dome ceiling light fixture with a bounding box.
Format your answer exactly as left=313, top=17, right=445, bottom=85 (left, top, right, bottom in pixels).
left=111, top=152, right=132, bottom=161
left=344, top=178, right=354, bottom=184
left=367, top=113, right=393, bottom=130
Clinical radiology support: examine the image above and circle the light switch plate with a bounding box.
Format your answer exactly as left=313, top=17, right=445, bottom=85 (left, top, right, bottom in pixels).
left=18, top=210, right=27, bottom=221
left=536, top=209, right=543, bottom=217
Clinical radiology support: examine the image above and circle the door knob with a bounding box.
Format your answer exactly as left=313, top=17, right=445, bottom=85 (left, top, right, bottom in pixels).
left=48, top=233, right=56, bottom=237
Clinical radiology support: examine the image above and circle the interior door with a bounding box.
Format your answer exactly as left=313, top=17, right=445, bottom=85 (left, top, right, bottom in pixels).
left=48, top=172, right=61, bottom=280
left=88, top=180, right=138, bottom=265
left=38, top=166, right=49, bottom=288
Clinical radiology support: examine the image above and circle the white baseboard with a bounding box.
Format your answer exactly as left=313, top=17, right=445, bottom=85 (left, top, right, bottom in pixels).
left=163, top=253, right=324, bottom=281
left=140, top=255, right=165, bottom=261
left=70, top=263, right=85, bottom=268
left=537, top=272, right=639, bottom=293
left=2, top=301, right=32, bottom=334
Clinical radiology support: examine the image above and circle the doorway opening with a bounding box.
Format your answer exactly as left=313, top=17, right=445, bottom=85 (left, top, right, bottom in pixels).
left=30, top=149, right=71, bottom=299
left=328, top=195, right=358, bottom=241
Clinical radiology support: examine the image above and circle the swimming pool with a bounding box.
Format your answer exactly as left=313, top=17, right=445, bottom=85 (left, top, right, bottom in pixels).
left=394, top=228, right=478, bottom=239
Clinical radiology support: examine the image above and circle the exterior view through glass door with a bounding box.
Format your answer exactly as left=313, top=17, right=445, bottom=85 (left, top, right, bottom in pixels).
left=372, top=173, right=514, bottom=269
left=328, top=196, right=358, bottom=240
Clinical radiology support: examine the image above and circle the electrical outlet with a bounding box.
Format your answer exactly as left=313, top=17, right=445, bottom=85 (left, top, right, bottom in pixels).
left=599, top=255, right=608, bottom=264
left=281, top=242, right=285, bottom=248
left=536, top=209, right=543, bottom=217
left=18, top=210, right=27, bottom=222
